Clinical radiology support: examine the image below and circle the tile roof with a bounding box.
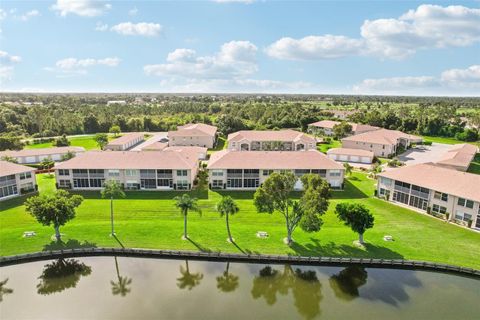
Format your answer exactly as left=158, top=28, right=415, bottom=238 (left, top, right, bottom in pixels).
left=378, top=162, right=480, bottom=202
left=55, top=150, right=198, bottom=170
left=0, top=146, right=85, bottom=158
left=342, top=128, right=422, bottom=145
left=1, top=160, right=35, bottom=176
left=227, top=129, right=316, bottom=143
left=436, top=144, right=478, bottom=170
left=106, top=133, right=144, bottom=146
left=169, top=123, right=217, bottom=137
left=308, top=120, right=379, bottom=133
left=141, top=142, right=168, bottom=151
left=327, top=148, right=374, bottom=157
left=207, top=149, right=344, bottom=170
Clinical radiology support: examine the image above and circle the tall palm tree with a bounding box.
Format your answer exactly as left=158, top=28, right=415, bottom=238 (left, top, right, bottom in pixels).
left=174, top=194, right=201, bottom=240
left=0, top=278, right=13, bottom=302
left=176, top=260, right=203, bottom=290
left=110, top=257, right=132, bottom=297
left=216, top=196, right=239, bottom=243
left=101, top=180, right=125, bottom=236
left=216, top=262, right=239, bottom=293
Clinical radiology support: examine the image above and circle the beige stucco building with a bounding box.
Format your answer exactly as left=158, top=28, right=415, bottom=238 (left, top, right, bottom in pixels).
left=308, top=120, right=379, bottom=136
left=105, top=133, right=145, bottom=151
left=327, top=148, right=374, bottom=164
left=54, top=150, right=199, bottom=191
left=227, top=129, right=316, bottom=151
left=168, top=123, right=217, bottom=148
left=377, top=163, right=480, bottom=230
left=435, top=144, right=478, bottom=172
left=0, top=147, right=85, bottom=164
left=207, top=149, right=344, bottom=190
left=0, top=160, right=37, bottom=201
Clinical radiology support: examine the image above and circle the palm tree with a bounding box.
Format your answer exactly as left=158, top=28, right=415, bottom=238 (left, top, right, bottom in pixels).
left=174, top=194, right=201, bottom=240
left=216, top=262, right=239, bottom=293
left=216, top=196, right=239, bottom=243
left=110, top=257, right=132, bottom=297
left=0, top=278, right=13, bottom=302
left=101, top=180, right=125, bottom=236
left=176, top=260, right=203, bottom=290
left=343, top=162, right=353, bottom=176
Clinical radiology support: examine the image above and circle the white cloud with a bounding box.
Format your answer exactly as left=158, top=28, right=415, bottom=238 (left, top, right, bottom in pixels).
left=95, top=22, right=108, bottom=31
left=0, top=8, right=7, bottom=20
left=353, top=65, right=480, bottom=95
left=128, top=7, right=138, bottom=16
left=0, top=51, right=22, bottom=63
left=144, top=41, right=258, bottom=79
left=45, top=57, right=120, bottom=77
left=0, top=66, right=14, bottom=80
left=18, top=9, right=41, bottom=21
left=267, top=4, right=480, bottom=60
left=110, top=22, right=162, bottom=37
left=52, top=0, right=111, bottom=17
left=266, top=35, right=365, bottom=60
left=0, top=51, right=21, bottom=80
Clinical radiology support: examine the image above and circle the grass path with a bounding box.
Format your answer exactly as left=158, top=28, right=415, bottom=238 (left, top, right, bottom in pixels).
left=1, top=172, right=479, bottom=269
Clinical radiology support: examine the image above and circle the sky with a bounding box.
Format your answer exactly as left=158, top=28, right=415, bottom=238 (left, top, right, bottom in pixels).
left=0, top=0, right=479, bottom=95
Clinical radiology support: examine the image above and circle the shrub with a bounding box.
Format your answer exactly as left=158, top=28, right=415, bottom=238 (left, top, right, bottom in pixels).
left=423, top=141, right=433, bottom=146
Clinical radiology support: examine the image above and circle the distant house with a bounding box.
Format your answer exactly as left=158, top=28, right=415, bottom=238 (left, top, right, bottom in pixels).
left=341, top=128, right=423, bottom=157
left=54, top=150, right=199, bottom=191
left=377, top=163, right=480, bottom=230
left=330, top=110, right=358, bottom=120
left=308, top=120, right=379, bottom=136
left=168, top=123, right=217, bottom=148
left=227, top=129, right=316, bottom=151
left=0, top=147, right=85, bottom=164
left=0, top=160, right=37, bottom=201
left=207, top=149, right=344, bottom=190
left=327, top=148, right=374, bottom=164
left=105, top=133, right=145, bottom=151
left=435, top=144, right=478, bottom=172
left=107, top=100, right=127, bottom=105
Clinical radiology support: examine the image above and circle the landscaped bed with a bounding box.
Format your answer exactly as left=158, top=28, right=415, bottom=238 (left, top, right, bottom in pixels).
left=1, top=172, right=479, bottom=269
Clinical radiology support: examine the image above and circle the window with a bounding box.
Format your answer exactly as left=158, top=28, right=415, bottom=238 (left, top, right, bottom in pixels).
left=126, top=169, right=138, bottom=176
left=73, top=178, right=89, bottom=188
left=409, top=195, right=428, bottom=210
left=212, top=170, right=224, bottom=177
left=89, top=178, right=104, bottom=188
left=58, top=169, right=69, bottom=176
left=0, top=184, right=18, bottom=198
left=380, top=177, right=392, bottom=186
left=227, top=178, right=242, bottom=188
left=157, top=169, right=172, bottom=175
left=177, top=170, right=188, bottom=176
left=434, top=191, right=448, bottom=202
left=88, top=169, right=104, bottom=175
left=455, top=211, right=472, bottom=222
left=19, top=172, right=32, bottom=180
left=141, top=179, right=156, bottom=189
left=212, top=180, right=223, bottom=188
left=432, top=204, right=447, bottom=214
left=157, top=179, right=173, bottom=187
left=262, top=170, right=273, bottom=176
left=108, top=170, right=120, bottom=177
left=458, top=198, right=474, bottom=209
left=393, top=191, right=409, bottom=205
left=329, top=170, right=341, bottom=177
left=243, top=178, right=259, bottom=188
left=311, top=169, right=327, bottom=177
left=294, top=169, right=310, bottom=176
left=58, top=180, right=70, bottom=188
left=176, top=180, right=189, bottom=190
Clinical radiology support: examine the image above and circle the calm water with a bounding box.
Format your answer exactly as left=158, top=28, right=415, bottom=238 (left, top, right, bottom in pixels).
left=0, top=257, right=479, bottom=319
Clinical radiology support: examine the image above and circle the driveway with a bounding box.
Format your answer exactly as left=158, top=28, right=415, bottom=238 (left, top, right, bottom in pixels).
left=130, top=132, right=168, bottom=151
left=397, top=143, right=454, bottom=166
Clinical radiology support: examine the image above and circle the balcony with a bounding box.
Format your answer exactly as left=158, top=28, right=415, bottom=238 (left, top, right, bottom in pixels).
left=394, top=185, right=410, bottom=194
left=0, top=179, right=16, bottom=187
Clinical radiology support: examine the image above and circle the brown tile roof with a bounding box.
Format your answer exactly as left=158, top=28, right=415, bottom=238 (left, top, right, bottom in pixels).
left=327, top=148, right=374, bottom=157
left=308, top=120, right=379, bottom=133
left=207, top=149, right=344, bottom=170
left=0, top=160, right=35, bottom=176
left=141, top=142, right=168, bottom=151
left=342, top=128, right=422, bottom=145
left=378, top=162, right=480, bottom=202
left=107, top=133, right=144, bottom=146
left=55, top=150, right=198, bottom=170
left=0, top=146, right=85, bottom=158
left=436, top=144, right=478, bottom=170
left=169, top=123, right=217, bottom=137
left=227, top=129, right=316, bottom=143
left=308, top=120, right=340, bottom=129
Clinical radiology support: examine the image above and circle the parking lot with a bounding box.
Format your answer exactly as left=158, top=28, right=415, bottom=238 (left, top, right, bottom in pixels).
left=397, top=143, right=453, bottom=166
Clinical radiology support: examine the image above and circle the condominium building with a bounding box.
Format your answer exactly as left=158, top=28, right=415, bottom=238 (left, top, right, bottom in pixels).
left=308, top=120, right=379, bottom=136
left=207, top=149, right=344, bottom=190
left=0, top=160, right=37, bottom=201
left=377, top=163, right=480, bottom=230
left=54, top=150, right=199, bottom=191
left=0, top=147, right=85, bottom=164
left=327, top=148, right=374, bottom=164
left=168, top=123, right=217, bottom=148
left=227, top=129, right=316, bottom=151
left=341, top=128, right=423, bottom=157
left=435, top=144, right=478, bottom=172
left=105, top=133, right=145, bottom=151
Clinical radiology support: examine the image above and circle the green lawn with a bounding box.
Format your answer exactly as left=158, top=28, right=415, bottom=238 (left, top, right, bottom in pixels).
left=468, top=154, right=480, bottom=174
left=25, top=135, right=114, bottom=150
left=422, top=135, right=480, bottom=147
left=1, top=172, right=479, bottom=269
left=208, top=136, right=227, bottom=155
left=317, top=139, right=341, bottom=153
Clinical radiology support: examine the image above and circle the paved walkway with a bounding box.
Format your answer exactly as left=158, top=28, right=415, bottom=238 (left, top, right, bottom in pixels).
left=130, top=132, right=168, bottom=151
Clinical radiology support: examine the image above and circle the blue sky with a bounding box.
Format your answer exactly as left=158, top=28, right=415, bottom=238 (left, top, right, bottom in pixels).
left=0, top=0, right=479, bottom=95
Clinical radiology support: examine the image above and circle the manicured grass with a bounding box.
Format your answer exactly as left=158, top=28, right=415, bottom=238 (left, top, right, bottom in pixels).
left=24, top=135, right=114, bottom=151
left=207, top=136, right=226, bottom=155
left=467, top=154, right=480, bottom=174
left=317, top=139, right=341, bottom=153
left=1, top=172, right=479, bottom=269
left=422, top=135, right=480, bottom=147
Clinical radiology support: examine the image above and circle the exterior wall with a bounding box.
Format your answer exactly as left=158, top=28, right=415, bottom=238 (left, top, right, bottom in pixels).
left=208, top=168, right=344, bottom=191
left=308, top=126, right=334, bottom=136
left=169, top=135, right=215, bottom=148
left=342, top=140, right=395, bottom=157
left=0, top=170, right=37, bottom=201
left=228, top=138, right=316, bottom=151
left=377, top=177, right=480, bottom=230
left=105, top=136, right=144, bottom=151
left=327, top=153, right=373, bottom=164
left=13, top=151, right=85, bottom=164
left=55, top=167, right=197, bottom=191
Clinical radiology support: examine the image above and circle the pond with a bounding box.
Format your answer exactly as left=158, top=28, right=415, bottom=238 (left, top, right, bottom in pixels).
left=0, top=257, right=478, bottom=319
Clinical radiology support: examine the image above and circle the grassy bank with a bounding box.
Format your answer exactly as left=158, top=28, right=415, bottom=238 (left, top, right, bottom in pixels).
left=24, top=135, right=114, bottom=150
left=1, top=173, right=479, bottom=269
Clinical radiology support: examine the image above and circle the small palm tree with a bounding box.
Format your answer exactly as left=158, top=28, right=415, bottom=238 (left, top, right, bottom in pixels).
left=110, top=257, right=132, bottom=297
left=0, top=278, right=13, bottom=302
left=177, top=260, right=203, bottom=290
left=343, top=163, right=353, bottom=176
left=216, top=262, right=239, bottom=293
left=174, top=194, right=201, bottom=240
left=216, top=196, right=239, bottom=243
left=101, top=180, right=125, bottom=236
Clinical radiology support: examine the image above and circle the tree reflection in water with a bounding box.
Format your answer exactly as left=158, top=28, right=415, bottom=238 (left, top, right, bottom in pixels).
left=329, top=266, right=368, bottom=301
left=36, top=258, right=92, bottom=295
left=111, top=256, right=132, bottom=297
left=251, top=265, right=322, bottom=320
left=216, top=262, right=239, bottom=293
left=177, top=260, right=203, bottom=291
left=0, top=278, right=14, bottom=302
